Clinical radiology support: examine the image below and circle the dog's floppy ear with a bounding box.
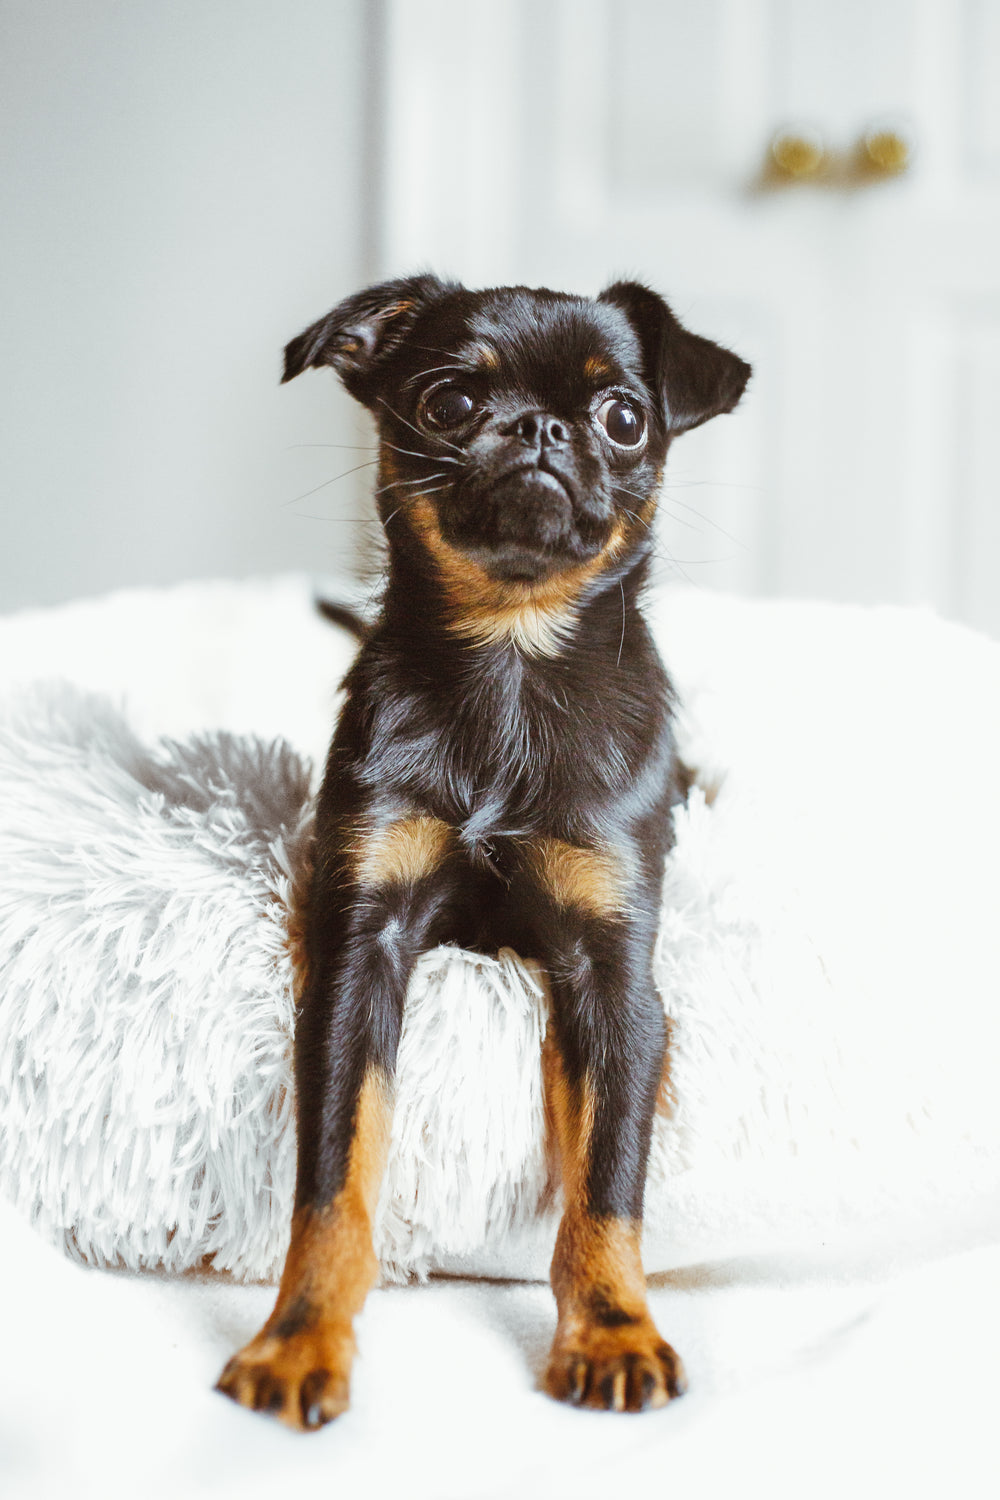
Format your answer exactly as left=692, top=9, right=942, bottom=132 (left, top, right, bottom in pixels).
left=598, top=280, right=751, bottom=434
left=282, top=273, right=455, bottom=404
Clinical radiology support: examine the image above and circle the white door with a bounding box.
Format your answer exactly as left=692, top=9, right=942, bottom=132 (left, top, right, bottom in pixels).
left=374, top=0, right=1000, bottom=637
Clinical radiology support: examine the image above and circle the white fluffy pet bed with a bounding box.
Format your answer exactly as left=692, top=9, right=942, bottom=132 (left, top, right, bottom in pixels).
left=1, top=576, right=999, bottom=1288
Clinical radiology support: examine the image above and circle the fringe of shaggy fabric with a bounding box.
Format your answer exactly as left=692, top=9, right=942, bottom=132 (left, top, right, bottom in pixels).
left=375, top=947, right=551, bottom=1281
left=0, top=685, right=309, bottom=1280
left=4, top=612, right=1000, bottom=1286
left=0, top=684, right=555, bottom=1284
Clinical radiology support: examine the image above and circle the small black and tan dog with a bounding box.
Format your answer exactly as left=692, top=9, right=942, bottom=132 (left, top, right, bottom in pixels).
left=216, top=275, right=750, bottom=1429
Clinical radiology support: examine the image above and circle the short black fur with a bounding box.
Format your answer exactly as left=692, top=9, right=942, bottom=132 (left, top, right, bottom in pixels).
left=217, top=275, right=750, bottom=1427
left=288, top=276, right=749, bottom=1227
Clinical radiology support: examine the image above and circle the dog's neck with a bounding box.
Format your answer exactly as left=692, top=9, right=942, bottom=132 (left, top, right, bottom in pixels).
left=378, top=529, right=654, bottom=668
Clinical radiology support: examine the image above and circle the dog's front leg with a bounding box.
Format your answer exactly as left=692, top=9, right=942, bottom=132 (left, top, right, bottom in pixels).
left=216, top=813, right=460, bottom=1430
left=532, top=848, right=685, bottom=1412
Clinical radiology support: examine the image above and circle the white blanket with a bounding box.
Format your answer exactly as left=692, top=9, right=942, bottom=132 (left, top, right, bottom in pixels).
left=2, top=577, right=998, bottom=1498
left=4, top=1193, right=998, bottom=1499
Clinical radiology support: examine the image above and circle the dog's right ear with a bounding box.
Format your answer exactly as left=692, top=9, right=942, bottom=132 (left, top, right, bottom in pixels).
left=282, top=274, right=455, bottom=405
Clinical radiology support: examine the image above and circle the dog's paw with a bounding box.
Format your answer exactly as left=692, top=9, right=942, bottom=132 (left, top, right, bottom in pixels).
left=215, top=1326, right=354, bottom=1432
left=544, top=1318, right=686, bottom=1412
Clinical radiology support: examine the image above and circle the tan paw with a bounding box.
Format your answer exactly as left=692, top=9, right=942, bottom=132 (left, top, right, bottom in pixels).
left=215, top=1324, right=354, bottom=1431
left=545, top=1316, right=686, bottom=1412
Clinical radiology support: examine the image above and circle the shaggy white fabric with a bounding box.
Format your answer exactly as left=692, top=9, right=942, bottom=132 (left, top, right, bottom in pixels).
left=0, top=689, right=309, bottom=1279
left=1, top=578, right=998, bottom=1289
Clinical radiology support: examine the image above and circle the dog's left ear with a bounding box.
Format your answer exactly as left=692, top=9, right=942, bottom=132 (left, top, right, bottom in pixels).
left=598, top=281, right=751, bottom=434
left=282, top=273, right=456, bottom=406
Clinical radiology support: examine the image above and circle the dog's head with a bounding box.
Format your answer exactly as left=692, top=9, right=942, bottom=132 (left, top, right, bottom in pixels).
left=283, top=276, right=750, bottom=648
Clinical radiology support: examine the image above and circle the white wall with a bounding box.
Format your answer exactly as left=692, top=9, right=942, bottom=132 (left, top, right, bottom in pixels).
left=0, top=0, right=370, bottom=611
left=6, top=1, right=998, bottom=636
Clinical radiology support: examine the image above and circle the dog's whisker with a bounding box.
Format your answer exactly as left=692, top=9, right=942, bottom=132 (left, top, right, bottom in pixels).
left=659, top=508, right=711, bottom=536
left=381, top=500, right=418, bottom=528
left=374, top=472, right=450, bottom=495
left=617, top=579, right=626, bottom=667
left=659, top=471, right=765, bottom=494
left=281, top=458, right=379, bottom=507
left=380, top=441, right=462, bottom=467
left=379, top=484, right=454, bottom=527
left=618, top=507, right=709, bottom=580
left=289, top=512, right=388, bottom=525
left=377, top=397, right=467, bottom=457
left=617, top=481, right=749, bottom=552
left=402, top=363, right=470, bottom=388
left=284, top=442, right=379, bottom=452
left=658, top=490, right=749, bottom=551
left=406, top=341, right=472, bottom=361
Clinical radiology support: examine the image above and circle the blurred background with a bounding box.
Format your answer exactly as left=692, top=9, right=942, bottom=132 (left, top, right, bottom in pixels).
left=2, top=0, right=998, bottom=634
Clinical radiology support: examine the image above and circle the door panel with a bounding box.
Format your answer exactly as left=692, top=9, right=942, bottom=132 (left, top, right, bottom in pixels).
left=377, top=0, right=1000, bottom=633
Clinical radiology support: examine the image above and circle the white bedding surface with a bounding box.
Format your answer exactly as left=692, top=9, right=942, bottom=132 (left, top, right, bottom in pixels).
left=2, top=575, right=999, bottom=1497
left=4, top=1194, right=999, bottom=1500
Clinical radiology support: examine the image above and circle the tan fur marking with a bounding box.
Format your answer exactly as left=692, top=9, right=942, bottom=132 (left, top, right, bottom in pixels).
left=551, top=1210, right=648, bottom=1321
left=584, top=355, right=613, bottom=382
left=271, top=1066, right=391, bottom=1307
left=380, top=298, right=414, bottom=323
left=543, top=1054, right=645, bottom=1319
left=527, top=837, right=630, bottom=916
left=542, top=1048, right=685, bottom=1409
left=217, top=1069, right=393, bottom=1430
left=406, top=492, right=629, bottom=657
left=353, top=815, right=455, bottom=888
left=543, top=1045, right=596, bottom=1204
left=284, top=814, right=316, bottom=1004
left=469, top=341, right=501, bottom=370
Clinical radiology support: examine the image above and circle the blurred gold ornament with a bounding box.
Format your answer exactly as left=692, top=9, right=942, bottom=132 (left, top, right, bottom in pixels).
left=861, top=127, right=911, bottom=176
left=770, top=129, right=827, bottom=179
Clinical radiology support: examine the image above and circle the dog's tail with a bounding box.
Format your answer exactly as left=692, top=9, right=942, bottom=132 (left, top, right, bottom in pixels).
left=314, top=596, right=369, bottom=642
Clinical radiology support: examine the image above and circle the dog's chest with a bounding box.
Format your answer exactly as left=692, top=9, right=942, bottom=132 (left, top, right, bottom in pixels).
left=365, top=649, right=667, bottom=841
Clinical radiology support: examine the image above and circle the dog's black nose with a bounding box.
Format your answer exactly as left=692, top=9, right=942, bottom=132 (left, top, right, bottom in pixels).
left=506, top=411, right=569, bottom=448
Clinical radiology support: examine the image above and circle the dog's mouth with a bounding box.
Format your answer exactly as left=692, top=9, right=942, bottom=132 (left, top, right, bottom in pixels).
left=438, top=462, right=611, bottom=582
left=512, top=459, right=575, bottom=500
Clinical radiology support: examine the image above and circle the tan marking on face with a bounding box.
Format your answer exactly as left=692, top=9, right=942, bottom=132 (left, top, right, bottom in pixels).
left=584, top=355, right=613, bottom=383
left=379, top=298, right=414, bottom=326
left=406, top=491, right=629, bottom=658
left=217, top=1069, right=393, bottom=1430
left=527, top=837, right=630, bottom=916
left=469, top=341, right=501, bottom=370
left=352, top=814, right=455, bottom=888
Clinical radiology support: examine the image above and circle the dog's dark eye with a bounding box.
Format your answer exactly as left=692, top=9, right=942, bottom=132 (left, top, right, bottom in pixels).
left=421, top=385, right=477, bottom=431
left=596, top=398, right=646, bottom=448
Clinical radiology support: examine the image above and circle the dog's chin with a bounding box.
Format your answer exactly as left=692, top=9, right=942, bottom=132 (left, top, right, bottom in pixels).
left=453, top=531, right=609, bottom=584
left=441, top=468, right=609, bottom=583
left=464, top=543, right=571, bottom=583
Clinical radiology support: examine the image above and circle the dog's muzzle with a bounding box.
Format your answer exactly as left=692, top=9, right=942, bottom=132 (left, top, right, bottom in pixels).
left=441, top=463, right=611, bottom=581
